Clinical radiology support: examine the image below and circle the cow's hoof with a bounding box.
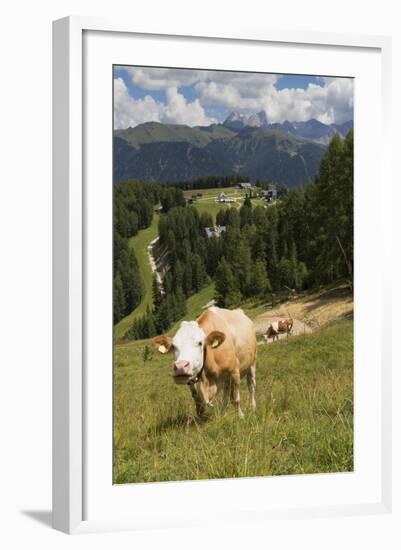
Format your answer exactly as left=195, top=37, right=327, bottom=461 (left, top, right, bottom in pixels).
left=186, top=415, right=197, bottom=426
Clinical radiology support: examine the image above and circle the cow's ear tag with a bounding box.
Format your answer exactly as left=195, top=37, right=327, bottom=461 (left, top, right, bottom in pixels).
left=158, top=344, right=168, bottom=354
left=211, top=339, right=219, bottom=348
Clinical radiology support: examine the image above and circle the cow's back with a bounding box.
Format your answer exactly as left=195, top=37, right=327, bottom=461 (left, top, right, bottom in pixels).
left=197, top=306, right=256, bottom=374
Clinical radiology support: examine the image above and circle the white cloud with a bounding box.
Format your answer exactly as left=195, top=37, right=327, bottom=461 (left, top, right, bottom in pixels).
left=115, top=68, right=353, bottom=128
left=125, top=67, right=278, bottom=94
left=196, top=76, right=353, bottom=124
left=125, top=67, right=203, bottom=90
left=114, top=78, right=215, bottom=129
left=114, top=78, right=164, bottom=129
left=163, top=87, right=216, bottom=126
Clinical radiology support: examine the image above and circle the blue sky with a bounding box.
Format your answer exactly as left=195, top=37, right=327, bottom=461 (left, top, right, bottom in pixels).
left=113, top=66, right=353, bottom=129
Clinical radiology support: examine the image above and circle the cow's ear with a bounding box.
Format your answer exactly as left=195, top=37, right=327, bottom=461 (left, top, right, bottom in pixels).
left=152, top=335, right=173, bottom=354
left=205, top=330, right=225, bottom=349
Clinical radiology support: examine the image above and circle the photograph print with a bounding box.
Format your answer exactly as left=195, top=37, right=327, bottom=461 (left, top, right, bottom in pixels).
left=113, top=65, right=354, bottom=484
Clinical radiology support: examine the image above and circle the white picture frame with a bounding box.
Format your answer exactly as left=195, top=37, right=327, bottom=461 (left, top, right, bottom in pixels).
left=52, top=16, right=392, bottom=534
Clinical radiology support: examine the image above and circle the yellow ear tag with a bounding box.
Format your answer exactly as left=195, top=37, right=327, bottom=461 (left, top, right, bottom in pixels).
left=211, top=339, right=219, bottom=348
left=158, top=344, right=167, bottom=354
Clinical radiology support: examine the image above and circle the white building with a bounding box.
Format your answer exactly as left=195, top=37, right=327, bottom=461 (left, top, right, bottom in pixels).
left=205, top=226, right=227, bottom=238
left=238, top=182, right=253, bottom=189
left=260, top=187, right=278, bottom=202
left=216, top=191, right=234, bottom=203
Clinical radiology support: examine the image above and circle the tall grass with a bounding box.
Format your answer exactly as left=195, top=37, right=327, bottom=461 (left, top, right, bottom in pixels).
left=113, top=319, right=353, bottom=484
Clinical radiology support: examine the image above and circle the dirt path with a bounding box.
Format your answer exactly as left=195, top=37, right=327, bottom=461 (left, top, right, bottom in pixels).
left=253, top=285, right=353, bottom=343
left=147, top=237, right=162, bottom=286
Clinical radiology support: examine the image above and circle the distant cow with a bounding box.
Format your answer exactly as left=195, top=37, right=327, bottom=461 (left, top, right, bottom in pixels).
left=152, top=307, right=257, bottom=419
left=264, top=318, right=294, bottom=342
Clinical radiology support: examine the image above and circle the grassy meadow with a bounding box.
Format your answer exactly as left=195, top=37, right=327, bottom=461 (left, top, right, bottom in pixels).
left=113, top=318, right=353, bottom=484
left=184, top=186, right=266, bottom=222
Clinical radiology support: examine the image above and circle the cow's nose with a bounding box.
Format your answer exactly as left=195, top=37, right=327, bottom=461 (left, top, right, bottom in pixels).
left=174, top=360, right=190, bottom=375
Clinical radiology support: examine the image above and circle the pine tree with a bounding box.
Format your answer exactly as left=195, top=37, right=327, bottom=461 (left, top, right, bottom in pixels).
left=200, top=211, right=213, bottom=228
left=144, top=306, right=156, bottom=337
left=278, top=257, right=294, bottom=289
left=128, top=210, right=139, bottom=237
left=205, top=235, right=222, bottom=276
left=152, top=275, right=163, bottom=312
left=289, top=240, right=298, bottom=288
left=172, top=259, right=184, bottom=291
left=167, top=229, right=177, bottom=263
left=113, top=274, right=125, bottom=324
left=128, top=249, right=143, bottom=309
left=226, top=208, right=240, bottom=229
left=174, top=286, right=187, bottom=318
left=183, top=263, right=193, bottom=296
left=155, top=299, right=172, bottom=332
left=297, top=261, right=308, bottom=289
left=216, top=209, right=228, bottom=226
left=266, top=207, right=279, bottom=290
left=305, top=132, right=353, bottom=285
left=191, top=253, right=206, bottom=292
left=240, top=194, right=253, bottom=228
left=214, top=258, right=241, bottom=308
left=252, top=260, right=271, bottom=297
left=237, top=240, right=253, bottom=297
left=244, top=194, right=252, bottom=207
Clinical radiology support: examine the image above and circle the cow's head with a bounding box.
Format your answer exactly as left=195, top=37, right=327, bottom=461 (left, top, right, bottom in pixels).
left=152, top=321, right=225, bottom=384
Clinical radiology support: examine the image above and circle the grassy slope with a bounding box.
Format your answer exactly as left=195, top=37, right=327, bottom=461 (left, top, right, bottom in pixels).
left=114, top=214, right=159, bottom=339
left=113, top=319, right=353, bottom=483
left=115, top=122, right=236, bottom=149
left=168, top=283, right=215, bottom=335
left=185, top=186, right=265, bottom=223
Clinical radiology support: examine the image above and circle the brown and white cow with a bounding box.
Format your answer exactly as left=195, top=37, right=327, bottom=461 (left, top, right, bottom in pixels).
left=264, top=318, right=293, bottom=342
left=152, top=306, right=256, bottom=418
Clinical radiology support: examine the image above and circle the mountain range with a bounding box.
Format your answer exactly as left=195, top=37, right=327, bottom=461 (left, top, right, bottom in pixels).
left=114, top=113, right=353, bottom=187
left=223, top=111, right=353, bottom=145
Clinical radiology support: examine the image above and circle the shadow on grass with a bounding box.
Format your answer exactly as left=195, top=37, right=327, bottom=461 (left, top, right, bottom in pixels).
left=152, top=413, right=196, bottom=435
left=303, top=286, right=352, bottom=313
left=341, top=310, right=354, bottom=321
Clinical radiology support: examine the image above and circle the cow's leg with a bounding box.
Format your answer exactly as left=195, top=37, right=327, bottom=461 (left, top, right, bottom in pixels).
left=247, top=364, right=256, bottom=411
left=221, top=381, right=230, bottom=415
left=189, top=385, right=206, bottom=419
left=230, top=371, right=244, bottom=418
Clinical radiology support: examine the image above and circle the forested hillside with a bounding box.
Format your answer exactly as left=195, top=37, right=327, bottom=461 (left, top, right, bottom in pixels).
left=114, top=131, right=353, bottom=340
left=114, top=122, right=326, bottom=187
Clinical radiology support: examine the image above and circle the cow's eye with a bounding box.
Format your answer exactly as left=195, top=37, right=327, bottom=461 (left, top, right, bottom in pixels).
left=198, top=341, right=202, bottom=347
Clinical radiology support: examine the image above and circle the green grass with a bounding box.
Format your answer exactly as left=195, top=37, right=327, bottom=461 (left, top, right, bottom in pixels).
left=185, top=186, right=266, bottom=223
left=114, top=214, right=159, bottom=339
left=113, top=319, right=353, bottom=483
